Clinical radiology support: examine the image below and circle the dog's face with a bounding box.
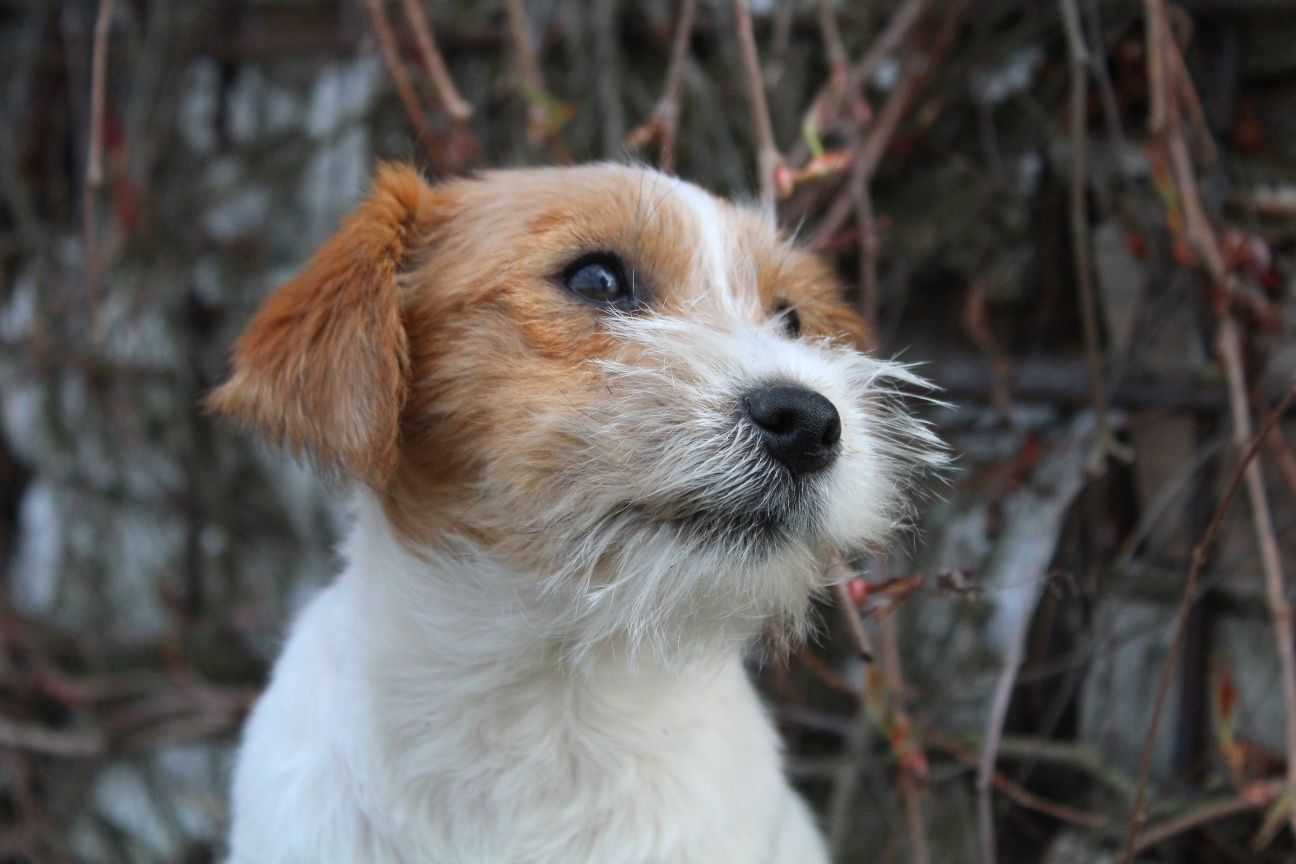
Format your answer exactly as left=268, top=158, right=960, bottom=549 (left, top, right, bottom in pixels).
left=211, top=163, right=941, bottom=655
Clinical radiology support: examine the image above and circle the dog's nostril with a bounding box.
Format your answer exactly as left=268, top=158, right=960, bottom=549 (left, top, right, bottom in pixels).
left=821, top=412, right=842, bottom=447
left=743, top=385, right=842, bottom=474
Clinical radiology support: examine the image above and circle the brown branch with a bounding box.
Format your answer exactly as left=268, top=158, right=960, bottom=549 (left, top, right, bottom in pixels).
left=359, top=0, right=446, bottom=173
left=1133, top=779, right=1284, bottom=854
left=1059, top=0, right=1119, bottom=473
left=829, top=557, right=874, bottom=661
left=398, top=0, right=473, bottom=123
left=83, top=0, right=115, bottom=340
left=878, top=599, right=930, bottom=864
left=732, top=0, right=782, bottom=216
left=851, top=148, right=880, bottom=327
left=816, top=0, right=849, bottom=86
left=792, top=0, right=929, bottom=168
left=1265, top=422, right=1296, bottom=504
left=0, top=715, right=105, bottom=758
left=805, top=0, right=967, bottom=247
left=1219, top=320, right=1296, bottom=843
left=627, top=0, right=697, bottom=174
left=977, top=641, right=1017, bottom=864
left=503, top=0, right=567, bottom=157
left=807, top=50, right=925, bottom=250
left=929, top=735, right=1110, bottom=831
left=1116, top=376, right=1296, bottom=864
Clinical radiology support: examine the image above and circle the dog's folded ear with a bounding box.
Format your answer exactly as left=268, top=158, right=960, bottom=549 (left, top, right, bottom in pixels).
left=207, top=163, right=439, bottom=485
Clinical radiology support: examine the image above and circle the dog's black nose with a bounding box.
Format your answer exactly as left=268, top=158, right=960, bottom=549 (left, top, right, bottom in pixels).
left=743, top=385, right=842, bottom=474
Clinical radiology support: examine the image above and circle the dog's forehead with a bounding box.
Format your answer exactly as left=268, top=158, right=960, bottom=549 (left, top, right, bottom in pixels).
left=451, top=164, right=792, bottom=308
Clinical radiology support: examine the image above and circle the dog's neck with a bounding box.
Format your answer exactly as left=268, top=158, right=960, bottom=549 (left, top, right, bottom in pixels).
left=324, top=494, right=759, bottom=826
left=341, top=492, right=746, bottom=684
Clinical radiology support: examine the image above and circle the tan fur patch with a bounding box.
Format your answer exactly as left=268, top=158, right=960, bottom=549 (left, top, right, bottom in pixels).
left=206, top=163, right=440, bottom=483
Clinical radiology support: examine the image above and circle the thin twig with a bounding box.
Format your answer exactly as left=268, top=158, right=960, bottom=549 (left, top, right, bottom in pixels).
left=398, top=0, right=473, bottom=123
left=0, top=716, right=105, bottom=758
left=851, top=146, right=880, bottom=327
left=1265, top=422, right=1296, bottom=503
left=590, top=0, right=625, bottom=155
left=829, top=557, right=874, bottom=661
left=503, top=0, right=565, bottom=156
left=627, top=0, right=697, bottom=173
left=806, top=0, right=967, bottom=246
left=1133, top=779, right=1284, bottom=853
left=878, top=603, right=930, bottom=864
left=817, top=0, right=849, bottom=86
left=793, top=0, right=929, bottom=168
left=360, top=0, right=446, bottom=173
left=930, top=735, right=1110, bottom=830
left=732, top=0, right=782, bottom=216
left=977, top=642, right=1017, bottom=864
left=1116, top=377, right=1296, bottom=864
left=83, top=0, right=114, bottom=339
left=807, top=51, right=925, bottom=250
left=1083, top=0, right=1129, bottom=156
left=1059, top=0, right=1117, bottom=474
left=769, top=0, right=797, bottom=70
left=1219, top=320, right=1296, bottom=842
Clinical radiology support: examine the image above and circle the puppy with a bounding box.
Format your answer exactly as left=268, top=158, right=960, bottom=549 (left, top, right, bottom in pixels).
left=211, top=163, right=941, bottom=863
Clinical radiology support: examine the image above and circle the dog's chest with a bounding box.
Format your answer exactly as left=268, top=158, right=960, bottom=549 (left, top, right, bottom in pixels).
left=364, top=650, right=794, bottom=862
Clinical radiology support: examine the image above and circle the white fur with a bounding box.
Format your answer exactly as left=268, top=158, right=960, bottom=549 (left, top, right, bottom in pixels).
left=226, top=173, right=943, bottom=863
left=228, top=499, right=829, bottom=863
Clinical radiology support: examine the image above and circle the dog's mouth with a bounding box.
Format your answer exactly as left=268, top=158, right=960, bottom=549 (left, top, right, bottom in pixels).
left=619, top=460, right=823, bottom=553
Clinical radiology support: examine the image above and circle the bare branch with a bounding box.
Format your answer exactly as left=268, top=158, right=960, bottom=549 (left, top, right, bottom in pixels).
left=828, top=557, right=874, bottom=662
left=0, top=716, right=104, bottom=758
left=627, top=0, right=697, bottom=174
left=503, top=0, right=568, bottom=157
left=1059, top=0, right=1123, bottom=472
left=359, top=0, right=446, bottom=173
left=732, top=0, right=782, bottom=216
left=793, top=0, right=928, bottom=168
left=83, top=0, right=115, bottom=340
left=878, top=607, right=930, bottom=864
left=1133, top=779, right=1284, bottom=854
left=398, top=0, right=473, bottom=123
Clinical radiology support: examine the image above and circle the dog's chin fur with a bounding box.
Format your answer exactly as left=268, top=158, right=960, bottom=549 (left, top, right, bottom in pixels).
left=215, top=163, right=943, bottom=863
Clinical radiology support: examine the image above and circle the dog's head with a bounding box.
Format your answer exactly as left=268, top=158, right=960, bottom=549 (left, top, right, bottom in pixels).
left=211, top=163, right=943, bottom=655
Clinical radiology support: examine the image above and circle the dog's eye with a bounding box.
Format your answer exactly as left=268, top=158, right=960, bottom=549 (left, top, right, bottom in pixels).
left=773, top=299, right=801, bottom=338
left=562, top=255, right=632, bottom=307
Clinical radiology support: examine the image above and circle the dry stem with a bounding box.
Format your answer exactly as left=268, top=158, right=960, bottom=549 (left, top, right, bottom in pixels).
left=1059, top=0, right=1117, bottom=473
left=628, top=0, right=697, bottom=174
left=1133, top=778, right=1284, bottom=853
left=732, top=0, right=782, bottom=216
left=792, top=0, right=929, bottom=168
left=1219, top=320, right=1296, bottom=842
left=360, top=0, right=445, bottom=172
left=829, top=557, right=874, bottom=661
left=398, top=0, right=473, bottom=123
left=503, top=0, right=563, bottom=155
left=878, top=608, right=930, bottom=864
left=83, top=0, right=115, bottom=339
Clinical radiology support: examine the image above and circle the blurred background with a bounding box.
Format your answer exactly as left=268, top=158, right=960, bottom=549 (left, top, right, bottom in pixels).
left=1, top=0, right=1295, bottom=861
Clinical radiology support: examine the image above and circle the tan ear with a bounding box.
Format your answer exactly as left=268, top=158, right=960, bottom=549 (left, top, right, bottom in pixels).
left=207, top=163, right=438, bottom=484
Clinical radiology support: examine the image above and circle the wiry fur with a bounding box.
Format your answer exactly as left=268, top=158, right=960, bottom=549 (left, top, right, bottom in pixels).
left=216, top=162, right=944, bottom=864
